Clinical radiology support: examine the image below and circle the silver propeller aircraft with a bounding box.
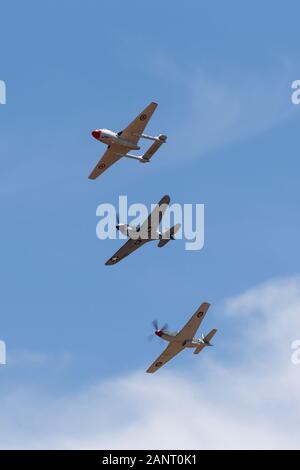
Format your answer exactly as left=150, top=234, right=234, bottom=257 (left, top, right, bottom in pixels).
left=105, top=195, right=181, bottom=265
left=146, top=302, right=217, bottom=373
left=89, top=102, right=167, bottom=179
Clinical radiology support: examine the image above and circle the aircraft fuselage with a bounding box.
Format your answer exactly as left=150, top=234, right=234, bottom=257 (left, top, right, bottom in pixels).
left=117, top=224, right=162, bottom=242
left=91, top=128, right=140, bottom=150
left=157, top=330, right=205, bottom=348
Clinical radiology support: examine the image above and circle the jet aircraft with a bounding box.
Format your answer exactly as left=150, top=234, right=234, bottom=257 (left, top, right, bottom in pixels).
left=89, top=102, right=166, bottom=179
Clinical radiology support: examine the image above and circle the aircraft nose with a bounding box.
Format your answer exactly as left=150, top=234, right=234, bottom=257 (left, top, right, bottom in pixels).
left=155, top=330, right=162, bottom=337
left=91, top=130, right=101, bottom=140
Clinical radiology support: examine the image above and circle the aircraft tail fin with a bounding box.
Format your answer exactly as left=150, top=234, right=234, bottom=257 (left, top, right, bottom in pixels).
left=193, top=346, right=204, bottom=354
left=157, top=224, right=181, bottom=247
left=193, top=329, right=217, bottom=354
left=141, top=135, right=167, bottom=162
left=204, top=329, right=217, bottom=345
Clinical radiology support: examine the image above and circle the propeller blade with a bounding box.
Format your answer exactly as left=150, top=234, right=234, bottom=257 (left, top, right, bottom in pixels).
left=161, top=323, right=168, bottom=332
left=152, top=319, right=158, bottom=330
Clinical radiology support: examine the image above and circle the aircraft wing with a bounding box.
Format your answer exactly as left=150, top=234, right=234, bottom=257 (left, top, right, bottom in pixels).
left=105, top=238, right=148, bottom=266
left=139, top=194, right=170, bottom=239
left=119, top=102, right=158, bottom=145
left=88, top=144, right=128, bottom=180
left=146, top=341, right=184, bottom=373
left=175, top=302, right=211, bottom=340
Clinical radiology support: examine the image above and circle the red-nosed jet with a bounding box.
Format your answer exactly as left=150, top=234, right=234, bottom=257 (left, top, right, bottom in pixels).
left=89, top=102, right=166, bottom=179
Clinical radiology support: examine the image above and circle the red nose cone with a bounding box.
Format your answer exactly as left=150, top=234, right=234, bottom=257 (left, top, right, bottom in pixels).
left=91, top=130, right=101, bottom=140
left=155, top=330, right=162, bottom=337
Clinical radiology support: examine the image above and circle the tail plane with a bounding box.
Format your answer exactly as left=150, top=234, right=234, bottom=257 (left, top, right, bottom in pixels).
left=158, top=224, right=181, bottom=247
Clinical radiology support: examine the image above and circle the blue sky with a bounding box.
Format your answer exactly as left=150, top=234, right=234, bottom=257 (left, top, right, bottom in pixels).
left=1, top=0, right=300, bottom=448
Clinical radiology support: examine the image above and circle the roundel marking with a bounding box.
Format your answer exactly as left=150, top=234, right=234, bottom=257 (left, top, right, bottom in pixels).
left=155, top=361, right=163, bottom=367
left=98, top=163, right=106, bottom=170
left=140, top=113, right=147, bottom=121
left=197, top=311, right=204, bottom=318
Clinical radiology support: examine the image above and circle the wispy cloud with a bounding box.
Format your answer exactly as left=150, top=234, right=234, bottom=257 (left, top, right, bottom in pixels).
left=174, top=71, right=292, bottom=157
left=150, top=57, right=296, bottom=160
left=6, top=349, right=73, bottom=368
left=0, top=275, right=300, bottom=449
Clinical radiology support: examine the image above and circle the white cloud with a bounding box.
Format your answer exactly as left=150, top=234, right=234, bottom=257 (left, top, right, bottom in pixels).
left=155, top=61, right=296, bottom=161
left=1, top=275, right=300, bottom=449
left=179, top=71, right=290, bottom=156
